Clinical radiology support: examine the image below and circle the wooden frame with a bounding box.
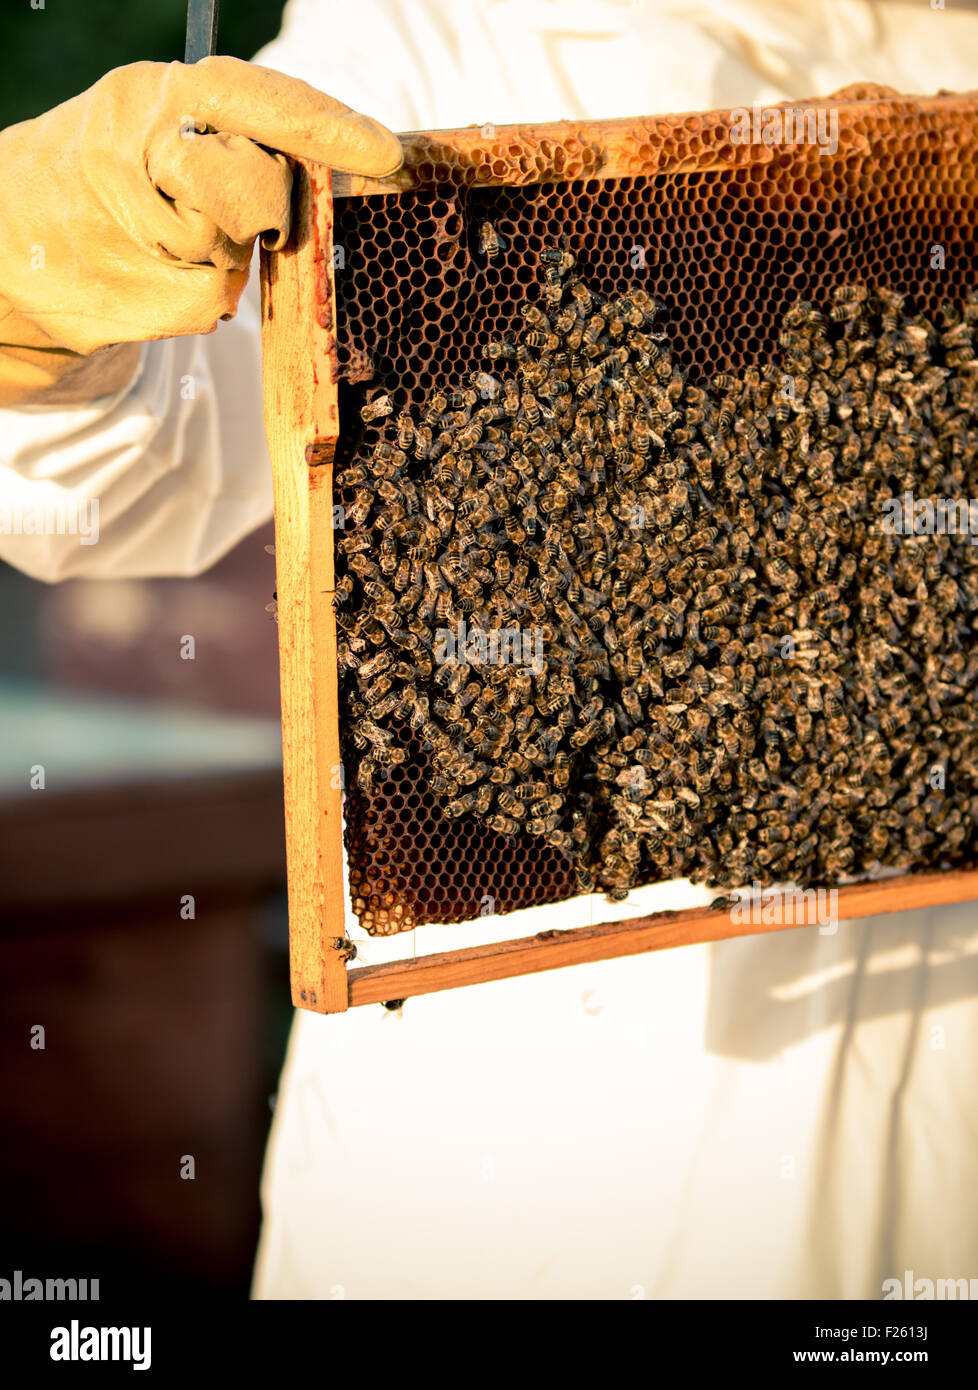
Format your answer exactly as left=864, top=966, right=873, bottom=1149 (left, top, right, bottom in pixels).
left=260, top=163, right=347, bottom=1014
left=261, top=93, right=978, bottom=1014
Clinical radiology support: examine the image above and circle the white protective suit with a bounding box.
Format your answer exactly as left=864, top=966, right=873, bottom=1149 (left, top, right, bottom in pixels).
left=3, top=0, right=978, bottom=1298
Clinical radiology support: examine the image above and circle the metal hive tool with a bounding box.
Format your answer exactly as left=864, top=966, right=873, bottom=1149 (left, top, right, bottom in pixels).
left=260, top=86, right=978, bottom=1013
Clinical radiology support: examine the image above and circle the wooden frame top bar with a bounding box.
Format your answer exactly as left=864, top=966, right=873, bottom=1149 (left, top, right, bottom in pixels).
left=332, top=87, right=978, bottom=197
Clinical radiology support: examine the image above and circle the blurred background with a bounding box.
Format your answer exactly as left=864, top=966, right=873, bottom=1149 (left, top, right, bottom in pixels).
left=0, top=0, right=291, bottom=1300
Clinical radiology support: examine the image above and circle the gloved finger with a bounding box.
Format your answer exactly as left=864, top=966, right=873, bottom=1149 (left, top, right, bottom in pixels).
left=149, top=201, right=254, bottom=271
left=168, top=55, right=403, bottom=177
left=148, top=127, right=293, bottom=261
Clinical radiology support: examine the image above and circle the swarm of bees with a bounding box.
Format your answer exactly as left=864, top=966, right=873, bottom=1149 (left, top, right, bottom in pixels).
left=332, top=234, right=978, bottom=914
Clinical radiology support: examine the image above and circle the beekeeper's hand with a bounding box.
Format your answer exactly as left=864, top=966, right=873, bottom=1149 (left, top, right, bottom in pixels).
left=0, top=56, right=401, bottom=406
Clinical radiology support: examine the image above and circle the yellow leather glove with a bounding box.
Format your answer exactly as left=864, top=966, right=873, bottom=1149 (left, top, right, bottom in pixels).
left=0, top=56, right=402, bottom=405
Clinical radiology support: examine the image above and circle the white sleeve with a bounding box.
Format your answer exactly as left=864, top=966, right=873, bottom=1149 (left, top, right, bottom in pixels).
left=0, top=271, right=271, bottom=583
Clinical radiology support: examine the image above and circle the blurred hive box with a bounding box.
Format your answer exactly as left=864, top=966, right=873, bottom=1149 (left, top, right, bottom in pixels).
left=260, top=85, right=978, bottom=1014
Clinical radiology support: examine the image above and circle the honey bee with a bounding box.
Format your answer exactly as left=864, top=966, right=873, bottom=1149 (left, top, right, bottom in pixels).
left=360, top=393, right=393, bottom=423
left=478, top=220, right=503, bottom=262
left=496, top=789, right=527, bottom=819
left=413, top=424, right=433, bottom=460
left=424, top=392, right=448, bottom=427
left=332, top=573, right=355, bottom=610
left=486, top=338, right=516, bottom=361
left=552, top=752, right=571, bottom=788
left=582, top=314, right=605, bottom=348
left=540, top=245, right=575, bottom=275
left=362, top=581, right=394, bottom=610
left=358, top=650, right=393, bottom=680
left=344, top=491, right=373, bottom=528
left=571, top=282, right=594, bottom=316
left=520, top=302, right=549, bottom=332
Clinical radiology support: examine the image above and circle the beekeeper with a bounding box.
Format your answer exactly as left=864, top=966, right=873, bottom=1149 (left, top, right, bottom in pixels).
left=2, top=0, right=977, bottom=1299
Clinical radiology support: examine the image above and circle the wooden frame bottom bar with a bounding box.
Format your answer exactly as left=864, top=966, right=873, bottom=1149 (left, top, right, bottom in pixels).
left=345, top=868, right=978, bottom=1008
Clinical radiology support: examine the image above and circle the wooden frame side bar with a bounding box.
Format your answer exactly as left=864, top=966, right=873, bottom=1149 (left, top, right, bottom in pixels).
left=346, top=868, right=978, bottom=1009
left=261, top=161, right=348, bottom=1012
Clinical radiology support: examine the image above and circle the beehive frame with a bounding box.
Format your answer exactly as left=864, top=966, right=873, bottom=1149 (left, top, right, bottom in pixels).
left=261, top=86, right=978, bottom=1014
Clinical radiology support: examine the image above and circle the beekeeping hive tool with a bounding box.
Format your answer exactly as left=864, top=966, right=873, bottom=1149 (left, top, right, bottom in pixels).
left=185, top=0, right=219, bottom=64
left=260, top=89, right=978, bottom=1014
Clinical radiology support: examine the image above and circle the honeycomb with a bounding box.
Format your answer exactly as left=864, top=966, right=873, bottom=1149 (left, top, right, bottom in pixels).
left=325, top=89, right=978, bottom=934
